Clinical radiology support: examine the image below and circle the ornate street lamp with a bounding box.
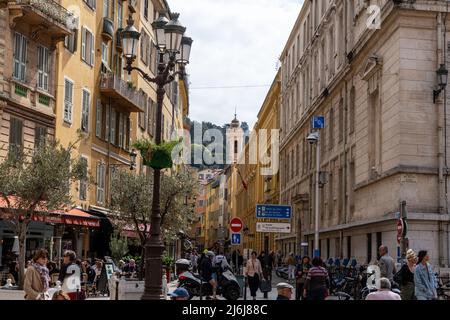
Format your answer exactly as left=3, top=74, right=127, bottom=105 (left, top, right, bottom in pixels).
left=433, top=64, right=448, bottom=103
left=121, top=10, right=192, bottom=300
left=176, top=36, right=193, bottom=65
left=151, top=11, right=169, bottom=51
left=121, top=18, right=140, bottom=61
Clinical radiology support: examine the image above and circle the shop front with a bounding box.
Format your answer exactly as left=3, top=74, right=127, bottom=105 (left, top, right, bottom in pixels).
left=0, top=206, right=101, bottom=271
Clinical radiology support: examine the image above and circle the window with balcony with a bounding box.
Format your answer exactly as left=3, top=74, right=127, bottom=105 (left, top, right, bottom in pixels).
left=81, top=89, right=90, bottom=132
left=84, top=0, right=96, bottom=10
left=117, top=0, right=123, bottom=28
left=13, top=32, right=27, bottom=82
left=9, top=117, right=23, bottom=156
left=103, top=0, right=109, bottom=17
left=96, top=162, right=106, bottom=204
left=37, top=46, right=49, bottom=91
left=34, top=126, right=47, bottom=149
left=118, top=113, right=124, bottom=148
left=111, top=108, right=117, bottom=145
left=81, top=27, right=95, bottom=67
left=64, top=29, right=78, bottom=53
left=102, top=42, right=109, bottom=68
left=105, top=105, right=110, bottom=142
left=96, top=99, right=103, bottom=138
left=79, top=156, right=88, bottom=200
left=64, top=78, right=74, bottom=123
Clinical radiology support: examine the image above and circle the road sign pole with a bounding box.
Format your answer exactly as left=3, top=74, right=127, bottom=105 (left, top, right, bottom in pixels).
left=314, top=132, right=321, bottom=258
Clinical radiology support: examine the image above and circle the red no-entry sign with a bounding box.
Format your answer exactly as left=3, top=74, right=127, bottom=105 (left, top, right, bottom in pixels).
left=230, top=217, right=243, bottom=233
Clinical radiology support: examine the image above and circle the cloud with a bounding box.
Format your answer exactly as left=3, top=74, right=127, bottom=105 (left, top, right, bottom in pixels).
left=169, top=0, right=303, bottom=128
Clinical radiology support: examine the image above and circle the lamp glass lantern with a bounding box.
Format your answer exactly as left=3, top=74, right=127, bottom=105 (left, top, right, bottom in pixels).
left=176, top=36, right=193, bottom=64
left=121, top=23, right=141, bottom=61
left=152, top=12, right=169, bottom=51
left=164, top=13, right=186, bottom=53
left=437, top=64, right=448, bottom=89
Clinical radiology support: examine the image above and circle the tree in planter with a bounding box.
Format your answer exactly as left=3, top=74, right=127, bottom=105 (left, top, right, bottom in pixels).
left=109, top=169, right=196, bottom=280
left=109, top=231, right=129, bottom=265
left=0, top=139, right=88, bottom=289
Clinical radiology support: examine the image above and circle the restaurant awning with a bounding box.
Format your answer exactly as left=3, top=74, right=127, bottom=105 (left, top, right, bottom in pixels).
left=0, top=196, right=100, bottom=228
left=122, top=223, right=151, bottom=238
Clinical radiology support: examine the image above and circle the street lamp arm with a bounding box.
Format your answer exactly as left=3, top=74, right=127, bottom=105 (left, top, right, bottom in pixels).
left=123, top=65, right=157, bottom=83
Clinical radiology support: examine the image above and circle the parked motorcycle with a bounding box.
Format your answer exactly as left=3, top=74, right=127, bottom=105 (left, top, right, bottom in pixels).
left=275, top=265, right=289, bottom=280
left=175, top=259, right=241, bottom=300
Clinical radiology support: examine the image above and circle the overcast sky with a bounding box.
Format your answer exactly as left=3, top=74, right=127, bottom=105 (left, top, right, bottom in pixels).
left=169, top=0, right=303, bottom=129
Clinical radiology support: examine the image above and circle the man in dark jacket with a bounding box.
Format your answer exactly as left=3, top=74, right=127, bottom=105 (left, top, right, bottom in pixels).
left=200, top=251, right=217, bottom=299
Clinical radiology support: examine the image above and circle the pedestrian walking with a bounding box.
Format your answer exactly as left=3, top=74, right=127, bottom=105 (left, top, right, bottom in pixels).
left=287, top=252, right=296, bottom=282
left=24, top=249, right=50, bottom=300
left=190, top=249, right=199, bottom=273
left=58, top=250, right=83, bottom=300
left=365, top=277, right=401, bottom=300
left=275, top=282, right=294, bottom=300
left=304, top=257, right=329, bottom=300
left=378, top=245, right=397, bottom=282
left=414, top=250, right=437, bottom=300
left=276, top=250, right=282, bottom=267
left=245, top=251, right=263, bottom=300
left=398, top=249, right=416, bottom=300
left=295, top=256, right=311, bottom=300
left=200, top=251, right=218, bottom=300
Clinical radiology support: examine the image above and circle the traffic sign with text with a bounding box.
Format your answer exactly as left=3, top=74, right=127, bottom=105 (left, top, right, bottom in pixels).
left=256, top=204, right=292, bottom=219
left=256, top=222, right=291, bottom=233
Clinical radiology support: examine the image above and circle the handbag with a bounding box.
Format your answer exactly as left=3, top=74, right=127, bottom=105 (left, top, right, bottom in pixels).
left=260, top=278, right=272, bottom=292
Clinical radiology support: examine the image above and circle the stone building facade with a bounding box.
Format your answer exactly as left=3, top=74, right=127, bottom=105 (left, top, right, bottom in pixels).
left=279, top=0, right=450, bottom=266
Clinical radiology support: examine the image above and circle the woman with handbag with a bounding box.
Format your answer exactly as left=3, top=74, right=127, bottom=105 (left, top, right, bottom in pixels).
left=245, top=251, right=263, bottom=300
left=295, top=256, right=311, bottom=300
left=24, top=249, right=50, bottom=300
left=398, top=249, right=416, bottom=300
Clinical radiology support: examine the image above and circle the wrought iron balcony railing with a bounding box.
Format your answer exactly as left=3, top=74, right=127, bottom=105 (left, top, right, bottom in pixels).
left=7, top=0, right=72, bottom=27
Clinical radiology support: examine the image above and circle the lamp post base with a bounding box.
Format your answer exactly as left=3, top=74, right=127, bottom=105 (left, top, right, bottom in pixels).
left=141, top=242, right=166, bottom=300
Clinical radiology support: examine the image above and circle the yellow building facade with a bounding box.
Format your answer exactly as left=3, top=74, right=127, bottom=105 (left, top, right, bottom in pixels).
left=233, top=70, right=280, bottom=255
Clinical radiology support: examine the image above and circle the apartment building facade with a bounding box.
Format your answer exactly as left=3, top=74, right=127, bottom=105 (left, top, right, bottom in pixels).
left=0, top=0, right=189, bottom=261
left=279, top=0, right=450, bottom=266
left=233, top=72, right=280, bottom=255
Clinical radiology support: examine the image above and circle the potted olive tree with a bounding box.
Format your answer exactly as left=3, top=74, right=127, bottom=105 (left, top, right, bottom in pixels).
left=162, top=255, right=174, bottom=282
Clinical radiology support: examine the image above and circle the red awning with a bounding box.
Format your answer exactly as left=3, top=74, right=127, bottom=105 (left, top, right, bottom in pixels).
left=121, top=223, right=150, bottom=238
left=0, top=196, right=100, bottom=228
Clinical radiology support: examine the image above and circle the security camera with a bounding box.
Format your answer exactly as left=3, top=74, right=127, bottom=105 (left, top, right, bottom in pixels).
left=306, top=132, right=319, bottom=144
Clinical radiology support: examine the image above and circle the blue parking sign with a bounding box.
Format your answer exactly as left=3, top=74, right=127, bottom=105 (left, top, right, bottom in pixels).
left=312, top=116, right=325, bottom=129
left=231, top=233, right=241, bottom=245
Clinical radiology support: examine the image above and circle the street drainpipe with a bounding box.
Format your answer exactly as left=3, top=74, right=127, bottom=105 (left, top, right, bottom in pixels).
left=437, top=12, right=446, bottom=267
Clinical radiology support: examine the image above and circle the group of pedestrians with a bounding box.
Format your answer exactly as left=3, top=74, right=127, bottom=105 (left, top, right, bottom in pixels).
left=22, top=248, right=112, bottom=300
left=392, top=248, right=438, bottom=300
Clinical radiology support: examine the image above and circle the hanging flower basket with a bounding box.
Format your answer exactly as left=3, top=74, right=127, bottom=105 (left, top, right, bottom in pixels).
left=133, top=138, right=182, bottom=169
